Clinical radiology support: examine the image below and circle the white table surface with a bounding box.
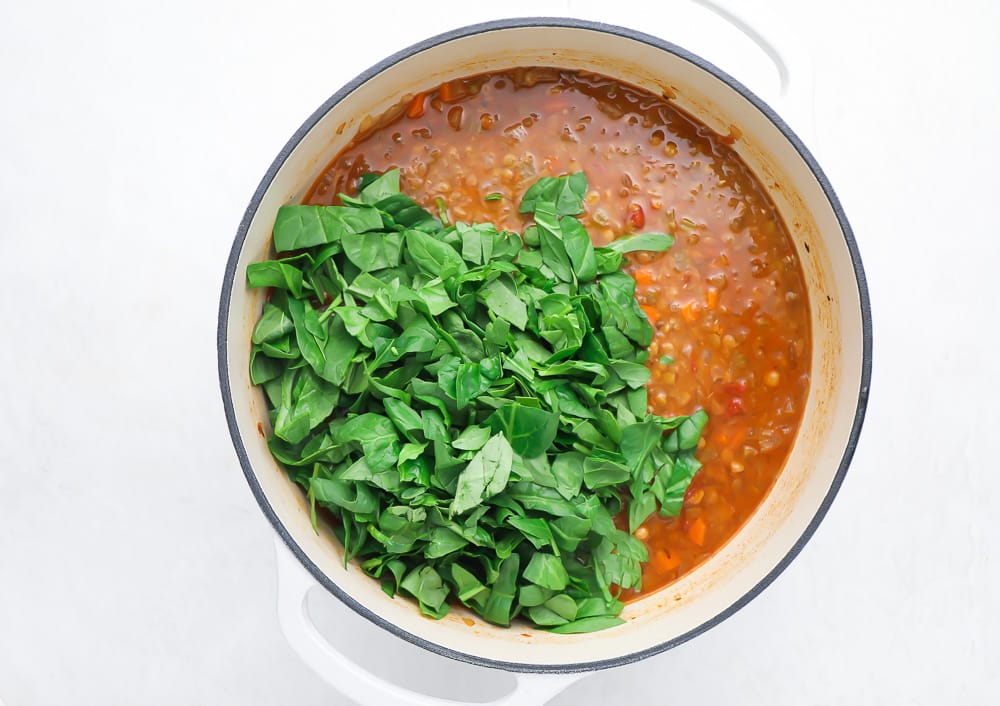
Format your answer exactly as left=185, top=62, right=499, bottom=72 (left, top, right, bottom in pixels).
left=2, top=0, right=998, bottom=703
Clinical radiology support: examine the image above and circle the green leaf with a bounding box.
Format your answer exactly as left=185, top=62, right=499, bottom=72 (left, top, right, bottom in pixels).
left=550, top=452, right=585, bottom=500
left=602, top=231, right=675, bottom=255
left=450, top=433, right=515, bottom=516
left=405, top=229, right=467, bottom=279
left=628, top=486, right=657, bottom=534
left=523, top=553, right=569, bottom=591
left=425, top=526, right=468, bottom=558
left=547, top=616, right=625, bottom=634
left=341, top=230, right=404, bottom=272
left=654, top=453, right=702, bottom=516
left=449, top=563, right=489, bottom=605
left=519, top=584, right=552, bottom=608
left=478, top=276, right=528, bottom=330
left=452, top=425, right=492, bottom=451
left=246, top=260, right=306, bottom=298
left=527, top=604, right=570, bottom=627
left=533, top=205, right=575, bottom=283
left=357, top=169, right=401, bottom=204
left=252, top=303, right=294, bottom=344
left=272, top=204, right=383, bottom=252
left=507, top=516, right=558, bottom=553
left=310, top=478, right=379, bottom=516
left=383, top=398, right=423, bottom=439
left=518, top=172, right=588, bottom=216
left=487, top=403, right=559, bottom=458
left=481, top=554, right=520, bottom=626
left=544, top=594, right=578, bottom=622
left=286, top=296, right=327, bottom=376
left=663, top=409, right=709, bottom=452
left=333, top=413, right=400, bottom=473
left=583, top=457, right=631, bottom=490
left=320, top=317, right=358, bottom=386
left=400, top=565, right=450, bottom=619
left=414, top=277, right=456, bottom=316
left=273, top=368, right=338, bottom=444
left=560, top=217, right=597, bottom=282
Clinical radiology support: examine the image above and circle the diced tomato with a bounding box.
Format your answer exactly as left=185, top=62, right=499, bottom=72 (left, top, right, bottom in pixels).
left=722, top=380, right=747, bottom=396
left=627, top=202, right=645, bottom=230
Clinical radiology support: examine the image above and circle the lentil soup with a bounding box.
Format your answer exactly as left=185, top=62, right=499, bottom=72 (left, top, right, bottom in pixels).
left=304, top=68, right=811, bottom=598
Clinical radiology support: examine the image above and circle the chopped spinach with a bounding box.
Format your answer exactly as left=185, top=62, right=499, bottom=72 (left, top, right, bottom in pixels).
left=248, top=170, right=706, bottom=633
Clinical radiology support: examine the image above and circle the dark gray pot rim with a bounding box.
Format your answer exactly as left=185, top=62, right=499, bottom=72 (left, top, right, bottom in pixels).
left=218, top=16, right=872, bottom=675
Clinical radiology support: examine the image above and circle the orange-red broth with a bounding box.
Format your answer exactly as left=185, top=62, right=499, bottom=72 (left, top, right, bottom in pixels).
left=306, top=68, right=811, bottom=598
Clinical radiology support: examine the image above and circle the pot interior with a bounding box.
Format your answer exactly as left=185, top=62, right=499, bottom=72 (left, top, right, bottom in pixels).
left=222, top=20, right=867, bottom=670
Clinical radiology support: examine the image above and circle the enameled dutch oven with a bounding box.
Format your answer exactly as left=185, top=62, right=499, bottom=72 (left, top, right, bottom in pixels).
left=219, top=11, right=871, bottom=705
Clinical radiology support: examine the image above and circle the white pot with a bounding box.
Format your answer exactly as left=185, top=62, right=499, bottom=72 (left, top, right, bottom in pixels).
left=218, top=14, right=871, bottom=706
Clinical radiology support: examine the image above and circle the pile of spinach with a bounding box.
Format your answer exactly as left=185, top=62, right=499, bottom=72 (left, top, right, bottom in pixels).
left=248, top=170, right=707, bottom=633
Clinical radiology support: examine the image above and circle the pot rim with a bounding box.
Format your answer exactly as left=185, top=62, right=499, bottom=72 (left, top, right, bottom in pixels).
left=217, top=16, right=872, bottom=674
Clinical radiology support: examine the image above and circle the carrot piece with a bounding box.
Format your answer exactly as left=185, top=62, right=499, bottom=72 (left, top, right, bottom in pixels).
left=706, top=286, right=719, bottom=309
left=405, top=92, right=426, bottom=119
left=687, top=517, right=707, bottom=546
left=681, top=301, right=699, bottom=323
left=439, top=81, right=458, bottom=102
left=640, top=304, right=659, bottom=325
left=633, top=268, right=654, bottom=286
left=653, top=550, right=681, bottom=573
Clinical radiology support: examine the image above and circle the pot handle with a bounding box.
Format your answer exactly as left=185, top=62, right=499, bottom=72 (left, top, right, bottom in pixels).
left=274, top=537, right=583, bottom=706
left=569, top=0, right=816, bottom=144
left=693, top=0, right=816, bottom=143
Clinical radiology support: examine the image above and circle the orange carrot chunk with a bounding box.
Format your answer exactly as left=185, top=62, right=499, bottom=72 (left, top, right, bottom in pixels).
left=633, top=268, right=654, bottom=286
left=439, top=81, right=459, bottom=102
left=640, top=304, right=659, bottom=325
left=406, top=92, right=426, bottom=119
left=687, top=517, right=707, bottom=546
left=653, top=550, right=681, bottom=573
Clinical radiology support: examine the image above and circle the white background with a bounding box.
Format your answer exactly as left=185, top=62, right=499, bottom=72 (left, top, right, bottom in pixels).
left=2, top=0, right=998, bottom=704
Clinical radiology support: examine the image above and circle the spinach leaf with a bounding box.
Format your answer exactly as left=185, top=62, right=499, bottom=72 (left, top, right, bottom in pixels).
left=481, top=554, right=520, bottom=626
left=519, top=172, right=587, bottom=216
left=478, top=276, right=528, bottom=330
left=252, top=303, right=294, bottom=344
left=400, top=565, right=450, bottom=619
left=272, top=204, right=383, bottom=252
left=341, top=231, right=404, bottom=272
left=533, top=205, right=575, bottom=283
left=450, top=433, right=514, bottom=516
left=523, top=553, right=569, bottom=591
left=487, top=403, right=559, bottom=458
left=560, top=217, right=597, bottom=282
left=246, top=260, right=306, bottom=298
left=601, top=231, right=674, bottom=255
left=405, top=229, right=467, bottom=279
left=547, top=615, right=626, bottom=634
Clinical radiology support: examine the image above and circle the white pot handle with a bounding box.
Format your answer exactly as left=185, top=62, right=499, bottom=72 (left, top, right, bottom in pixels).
left=693, top=0, right=816, bottom=143
left=274, top=537, right=583, bottom=706
left=568, top=0, right=816, bottom=145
